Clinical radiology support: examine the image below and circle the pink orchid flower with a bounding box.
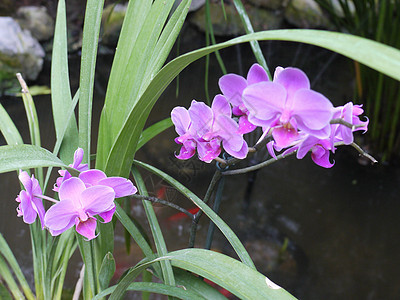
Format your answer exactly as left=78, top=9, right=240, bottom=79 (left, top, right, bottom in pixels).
left=53, top=148, right=89, bottom=192
left=243, top=67, right=334, bottom=148
left=331, top=102, right=369, bottom=147
left=219, top=63, right=269, bottom=134
left=45, top=177, right=116, bottom=240
left=78, top=169, right=137, bottom=222
left=171, top=95, right=248, bottom=163
left=15, top=170, right=45, bottom=228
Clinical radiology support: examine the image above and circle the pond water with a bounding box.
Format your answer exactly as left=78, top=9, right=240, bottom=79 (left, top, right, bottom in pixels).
left=1, top=26, right=399, bottom=299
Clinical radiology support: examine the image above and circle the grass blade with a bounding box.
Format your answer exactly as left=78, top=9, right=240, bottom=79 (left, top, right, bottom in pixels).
left=51, top=0, right=78, bottom=162
left=79, top=0, right=105, bottom=164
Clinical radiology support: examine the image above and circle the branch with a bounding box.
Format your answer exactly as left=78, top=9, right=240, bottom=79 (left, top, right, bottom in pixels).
left=131, top=194, right=195, bottom=220
left=223, top=141, right=377, bottom=176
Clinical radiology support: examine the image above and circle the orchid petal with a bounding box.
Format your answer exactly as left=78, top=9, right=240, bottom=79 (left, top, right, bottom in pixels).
left=98, top=177, right=137, bottom=198
left=272, top=126, right=299, bottom=149
left=211, top=94, right=231, bottom=117
left=19, top=191, right=37, bottom=224
left=171, top=107, right=191, bottom=136
left=79, top=169, right=107, bottom=187
left=247, top=64, right=269, bottom=85
left=218, top=74, right=247, bottom=106
left=32, top=197, right=46, bottom=228
left=176, top=143, right=196, bottom=160
left=243, top=82, right=286, bottom=127
left=72, top=148, right=84, bottom=168
left=274, top=67, right=310, bottom=100
left=80, top=185, right=115, bottom=215
left=215, top=115, right=243, bottom=151
left=18, top=171, right=32, bottom=192
left=98, top=205, right=116, bottom=223
left=238, top=115, right=257, bottom=134
left=311, top=146, right=334, bottom=168
left=75, top=217, right=97, bottom=240
left=292, top=89, right=333, bottom=130
left=58, top=177, right=86, bottom=203
left=188, top=100, right=213, bottom=135
left=44, top=199, right=78, bottom=231
left=223, top=139, right=248, bottom=160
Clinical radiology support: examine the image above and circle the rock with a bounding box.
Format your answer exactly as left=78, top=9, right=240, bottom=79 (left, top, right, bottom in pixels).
left=247, top=0, right=287, bottom=10
left=285, top=0, right=328, bottom=28
left=0, top=17, right=45, bottom=87
left=16, top=6, right=54, bottom=41
left=101, top=3, right=128, bottom=47
left=189, top=3, right=283, bottom=36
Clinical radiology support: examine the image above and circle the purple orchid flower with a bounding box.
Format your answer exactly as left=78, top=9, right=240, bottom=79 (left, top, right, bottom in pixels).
left=53, top=148, right=89, bottom=192
left=219, top=63, right=269, bottom=134
left=172, top=95, right=248, bottom=163
left=243, top=67, right=334, bottom=148
left=15, top=170, right=45, bottom=228
left=331, top=102, right=369, bottom=146
left=44, top=177, right=116, bottom=240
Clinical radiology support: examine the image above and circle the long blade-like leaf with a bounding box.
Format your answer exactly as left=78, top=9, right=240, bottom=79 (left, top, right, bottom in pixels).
left=136, top=118, right=172, bottom=151
left=51, top=0, right=78, bottom=162
left=133, top=160, right=255, bottom=269
left=0, top=102, right=23, bottom=145
left=79, top=0, right=105, bottom=164
left=109, top=249, right=295, bottom=299
left=0, top=145, right=66, bottom=174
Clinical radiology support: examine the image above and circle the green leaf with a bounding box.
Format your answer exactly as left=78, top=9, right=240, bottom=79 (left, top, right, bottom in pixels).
left=96, top=0, right=188, bottom=172
left=0, top=234, right=35, bottom=300
left=99, top=252, right=116, bottom=291
left=0, top=256, right=25, bottom=300
left=94, top=282, right=205, bottom=300
left=232, top=0, right=270, bottom=79
left=168, top=249, right=296, bottom=300
left=131, top=166, right=175, bottom=286
left=136, top=118, right=172, bottom=151
left=133, top=160, right=255, bottom=269
left=115, top=203, right=154, bottom=258
left=0, top=102, right=23, bottom=145
left=79, top=0, right=105, bottom=164
left=0, top=283, right=13, bottom=300
left=51, top=0, right=78, bottom=162
left=109, top=249, right=295, bottom=300
left=174, top=268, right=228, bottom=300
left=0, top=145, right=66, bottom=174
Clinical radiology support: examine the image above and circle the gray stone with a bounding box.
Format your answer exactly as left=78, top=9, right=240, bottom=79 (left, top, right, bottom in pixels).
left=285, top=0, right=328, bottom=28
left=16, top=6, right=54, bottom=41
left=0, top=17, right=45, bottom=85
left=101, top=3, right=128, bottom=47
left=189, top=3, right=283, bottom=36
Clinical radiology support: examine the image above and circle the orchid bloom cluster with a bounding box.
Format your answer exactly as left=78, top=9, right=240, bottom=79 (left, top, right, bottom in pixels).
left=15, top=148, right=137, bottom=240
left=172, top=64, right=368, bottom=168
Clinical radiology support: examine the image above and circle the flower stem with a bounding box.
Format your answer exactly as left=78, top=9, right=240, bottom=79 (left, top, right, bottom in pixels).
left=34, top=194, right=58, bottom=204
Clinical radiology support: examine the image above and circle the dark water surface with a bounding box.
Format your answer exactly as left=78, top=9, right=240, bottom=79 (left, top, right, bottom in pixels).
left=1, top=27, right=399, bottom=299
